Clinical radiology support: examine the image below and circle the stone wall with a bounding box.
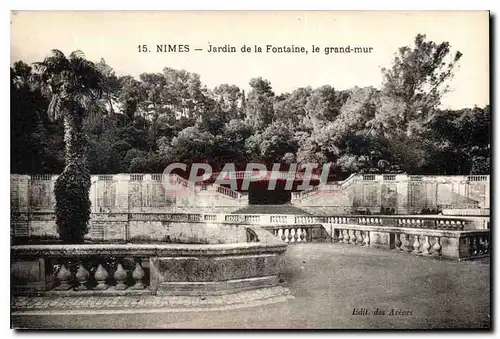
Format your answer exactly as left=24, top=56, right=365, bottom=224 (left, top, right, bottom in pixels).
left=11, top=212, right=249, bottom=244
left=292, top=174, right=490, bottom=214
left=10, top=174, right=247, bottom=216
left=10, top=173, right=490, bottom=218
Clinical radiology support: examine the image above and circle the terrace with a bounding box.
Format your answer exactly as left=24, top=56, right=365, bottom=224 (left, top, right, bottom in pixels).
left=11, top=242, right=490, bottom=329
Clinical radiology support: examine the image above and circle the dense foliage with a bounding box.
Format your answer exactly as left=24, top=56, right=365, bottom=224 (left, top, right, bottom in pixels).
left=11, top=35, right=490, bottom=180
left=26, top=50, right=104, bottom=243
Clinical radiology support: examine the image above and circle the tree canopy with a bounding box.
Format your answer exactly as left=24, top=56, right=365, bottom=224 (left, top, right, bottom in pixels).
left=11, top=35, right=490, bottom=179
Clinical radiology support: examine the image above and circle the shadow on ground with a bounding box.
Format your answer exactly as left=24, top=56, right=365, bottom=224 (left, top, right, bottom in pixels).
left=12, top=243, right=491, bottom=329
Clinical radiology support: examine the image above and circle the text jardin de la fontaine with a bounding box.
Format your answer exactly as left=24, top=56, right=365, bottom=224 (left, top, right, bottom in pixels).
left=147, top=43, right=374, bottom=55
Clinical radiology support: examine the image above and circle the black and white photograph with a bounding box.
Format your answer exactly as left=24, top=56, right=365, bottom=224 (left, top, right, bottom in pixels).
left=9, top=10, right=491, bottom=329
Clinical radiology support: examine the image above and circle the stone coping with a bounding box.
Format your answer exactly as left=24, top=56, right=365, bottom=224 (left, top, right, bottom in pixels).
left=11, top=240, right=287, bottom=258
left=270, top=223, right=489, bottom=238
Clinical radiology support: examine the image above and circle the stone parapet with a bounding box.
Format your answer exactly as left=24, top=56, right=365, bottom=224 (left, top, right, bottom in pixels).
left=11, top=227, right=287, bottom=297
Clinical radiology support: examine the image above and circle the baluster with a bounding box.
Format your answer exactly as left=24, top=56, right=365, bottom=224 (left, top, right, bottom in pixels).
left=470, top=236, right=478, bottom=256
left=290, top=228, right=296, bottom=243
left=131, top=262, right=145, bottom=289
left=404, top=233, right=413, bottom=252
left=362, top=231, right=370, bottom=247
left=94, top=264, right=109, bottom=290
left=337, top=229, right=343, bottom=243
left=279, top=229, right=285, bottom=241
left=421, top=236, right=431, bottom=255
left=113, top=263, right=128, bottom=290
left=284, top=229, right=290, bottom=242
left=344, top=229, right=351, bottom=244
left=55, top=264, right=72, bottom=290
left=296, top=228, right=302, bottom=242
left=394, top=233, right=402, bottom=251
left=302, top=229, right=307, bottom=242
left=75, top=263, right=90, bottom=291
left=400, top=233, right=408, bottom=251
left=351, top=230, right=357, bottom=245
left=438, top=220, right=445, bottom=229
left=481, top=235, right=489, bottom=254
left=432, top=237, right=442, bottom=256
left=413, top=235, right=421, bottom=254
left=476, top=236, right=484, bottom=255
left=459, top=221, right=465, bottom=230
left=357, top=231, right=364, bottom=245
left=299, top=228, right=305, bottom=242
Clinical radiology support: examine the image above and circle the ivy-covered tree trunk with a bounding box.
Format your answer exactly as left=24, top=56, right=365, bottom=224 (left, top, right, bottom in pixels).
left=54, top=102, right=91, bottom=244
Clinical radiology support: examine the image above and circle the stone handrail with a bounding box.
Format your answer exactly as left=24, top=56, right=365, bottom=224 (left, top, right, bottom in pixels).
left=11, top=241, right=286, bottom=258
left=290, top=173, right=491, bottom=202
left=170, top=213, right=486, bottom=231
left=467, top=175, right=489, bottom=182
left=210, top=170, right=323, bottom=181
left=291, top=173, right=356, bottom=201
left=209, top=183, right=247, bottom=199
left=136, top=173, right=246, bottom=201
left=219, top=213, right=486, bottom=231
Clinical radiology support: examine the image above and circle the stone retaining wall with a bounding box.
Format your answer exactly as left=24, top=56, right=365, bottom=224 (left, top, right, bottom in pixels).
left=292, top=174, right=490, bottom=214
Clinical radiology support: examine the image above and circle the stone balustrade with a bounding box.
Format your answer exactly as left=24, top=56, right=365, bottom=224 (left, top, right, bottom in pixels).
left=290, top=173, right=490, bottom=214
left=260, top=224, right=329, bottom=244
left=12, top=173, right=490, bottom=216
left=10, top=174, right=248, bottom=216
left=328, top=224, right=490, bottom=261
left=11, top=211, right=488, bottom=245
left=260, top=221, right=489, bottom=261
left=11, top=227, right=286, bottom=297
left=291, top=173, right=356, bottom=200
left=210, top=170, right=323, bottom=181
left=254, top=216, right=490, bottom=261
left=11, top=252, right=151, bottom=295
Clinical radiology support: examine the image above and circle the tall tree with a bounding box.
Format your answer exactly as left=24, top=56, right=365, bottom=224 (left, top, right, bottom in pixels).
left=369, top=34, right=463, bottom=172
left=32, top=50, right=104, bottom=243
left=212, top=84, right=244, bottom=121
left=245, top=77, right=275, bottom=131
left=273, top=87, right=312, bottom=125
left=378, top=34, right=462, bottom=129
left=95, top=58, right=120, bottom=115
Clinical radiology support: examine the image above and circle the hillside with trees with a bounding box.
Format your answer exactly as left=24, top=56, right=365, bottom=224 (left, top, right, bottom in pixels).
left=11, top=34, right=490, bottom=178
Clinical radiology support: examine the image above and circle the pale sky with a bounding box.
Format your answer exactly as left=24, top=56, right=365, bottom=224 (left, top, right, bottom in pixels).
left=10, top=11, right=489, bottom=109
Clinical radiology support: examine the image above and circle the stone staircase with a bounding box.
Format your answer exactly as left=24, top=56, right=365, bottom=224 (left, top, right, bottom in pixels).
left=232, top=204, right=310, bottom=215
